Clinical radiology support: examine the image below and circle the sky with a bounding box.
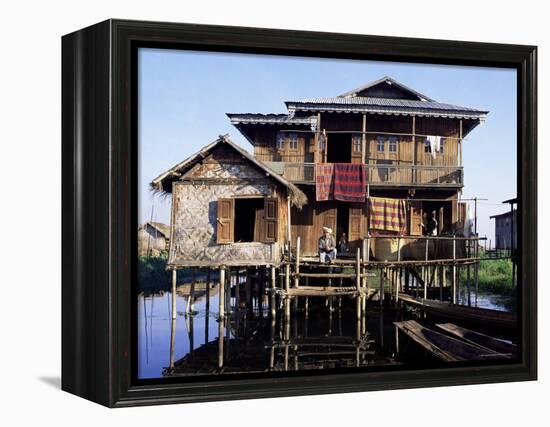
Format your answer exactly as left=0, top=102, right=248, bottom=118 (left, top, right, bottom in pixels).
left=138, top=48, right=517, bottom=245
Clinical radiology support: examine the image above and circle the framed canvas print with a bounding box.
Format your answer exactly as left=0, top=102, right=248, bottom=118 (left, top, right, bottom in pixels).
left=61, top=19, right=537, bottom=407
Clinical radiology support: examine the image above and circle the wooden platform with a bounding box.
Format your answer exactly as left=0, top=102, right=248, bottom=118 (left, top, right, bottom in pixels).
left=270, top=286, right=376, bottom=298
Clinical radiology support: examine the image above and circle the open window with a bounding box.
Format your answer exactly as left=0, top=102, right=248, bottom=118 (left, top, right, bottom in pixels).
left=216, top=197, right=278, bottom=244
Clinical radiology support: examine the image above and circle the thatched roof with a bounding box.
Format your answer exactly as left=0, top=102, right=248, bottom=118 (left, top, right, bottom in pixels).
left=150, top=134, right=307, bottom=208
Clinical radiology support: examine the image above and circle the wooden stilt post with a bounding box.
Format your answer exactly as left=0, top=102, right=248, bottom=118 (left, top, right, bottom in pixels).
left=284, top=263, right=290, bottom=320
left=187, top=267, right=196, bottom=314
left=356, top=248, right=361, bottom=320
left=396, top=237, right=401, bottom=303
left=424, top=238, right=429, bottom=299
left=227, top=268, right=232, bottom=313
left=171, top=269, right=177, bottom=320
left=467, top=264, right=472, bottom=307
left=235, top=267, right=241, bottom=310
left=294, top=236, right=301, bottom=292
left=474, top=261, right=479, bottom=307
left=270, top=266, right=276, bottom=318
left=442, top=265, right=445, bottom=301
left=245, top=269, right=252, bottom=310
left=205, top=269, right=211, bottom=314
left=452, top=236, right=457, bottom=304
left=474, top=237, right=479, bottom=307
left=169, top=316, right=176, bottom=368
left=379, top=267, right=384, bottom=307
left=217, top=315, right=224, bottom=369
left=219, top=267, right=225, bottom=319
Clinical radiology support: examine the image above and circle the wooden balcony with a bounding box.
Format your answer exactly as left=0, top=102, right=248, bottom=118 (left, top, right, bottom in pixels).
left=263, top=161, right=463, bottom=187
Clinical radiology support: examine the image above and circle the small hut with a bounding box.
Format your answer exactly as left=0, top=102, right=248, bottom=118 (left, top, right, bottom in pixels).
left=138, top=222, right=170, bottom=257
left=150, top=134, right=307, bottom=268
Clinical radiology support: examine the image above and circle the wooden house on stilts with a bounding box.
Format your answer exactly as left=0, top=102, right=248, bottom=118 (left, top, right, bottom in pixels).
left=151, top=76, right=489, bottom=321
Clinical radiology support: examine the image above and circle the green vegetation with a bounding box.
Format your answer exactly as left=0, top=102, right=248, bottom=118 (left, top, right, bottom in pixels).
left=138, top=254, right=170, bottom=293
left=461, top=258, right=515, bottom=297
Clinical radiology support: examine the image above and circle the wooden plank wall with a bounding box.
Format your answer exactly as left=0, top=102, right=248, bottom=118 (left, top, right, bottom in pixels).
left=253, top=128, right=313, bottom=162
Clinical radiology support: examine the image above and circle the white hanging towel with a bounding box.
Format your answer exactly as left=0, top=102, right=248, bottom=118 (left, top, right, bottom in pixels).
left=463, top=203, right=473, bottom=237
left=427, top=135, right=441, bottom=159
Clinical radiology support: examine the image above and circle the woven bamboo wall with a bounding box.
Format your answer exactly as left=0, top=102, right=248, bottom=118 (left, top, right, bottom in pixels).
left=167, top=147, right=285, bottom=267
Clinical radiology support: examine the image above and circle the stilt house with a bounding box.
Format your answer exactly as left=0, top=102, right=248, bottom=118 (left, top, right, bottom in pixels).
left=152, top=76, right=488, bottom=268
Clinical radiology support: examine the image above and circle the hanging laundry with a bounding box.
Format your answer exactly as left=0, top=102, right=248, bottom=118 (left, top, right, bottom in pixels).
left=368, top=197, right=407, bottom=233
left=426, top=135, right=441, bottom=159
left=315, top=163, right=334, bottom=201
left=333, top=163, right=367, bottom=202
left=463, top=202, right=473, bottom=237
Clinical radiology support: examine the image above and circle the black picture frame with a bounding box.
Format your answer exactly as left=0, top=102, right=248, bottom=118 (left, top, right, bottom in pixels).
left=61, top=19, right=537, bottom=407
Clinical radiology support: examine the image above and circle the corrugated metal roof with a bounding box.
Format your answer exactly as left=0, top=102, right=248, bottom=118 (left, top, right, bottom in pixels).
left=285, top=97, right=487, bottom=119
left=338, top=76, right=435, bottom=101
left=227, top=113, right=318, bottom=127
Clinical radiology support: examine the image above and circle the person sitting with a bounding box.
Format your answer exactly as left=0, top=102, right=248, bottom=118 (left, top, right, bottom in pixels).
left=338, top=232, right=349, bottom=254
left=426, top=211, right=438, bottom=236
left=319, top=226, right=337, bottom=263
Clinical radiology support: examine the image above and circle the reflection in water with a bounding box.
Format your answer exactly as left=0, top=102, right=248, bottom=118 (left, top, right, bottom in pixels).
left=137, top=283, right=515, bottom=379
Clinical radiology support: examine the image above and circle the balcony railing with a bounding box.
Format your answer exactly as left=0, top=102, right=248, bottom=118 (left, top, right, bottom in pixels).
left=263, top=162, right=463, bottom=187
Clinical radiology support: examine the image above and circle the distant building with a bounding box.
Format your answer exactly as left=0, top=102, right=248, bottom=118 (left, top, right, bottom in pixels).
left=490, top=210, right=516, bottom=250
left=138, top=222, right=170, bottom=257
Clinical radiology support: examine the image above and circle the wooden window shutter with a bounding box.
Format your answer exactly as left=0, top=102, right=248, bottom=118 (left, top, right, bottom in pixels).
left=409, top=201, right=423, bottom=236
left=264, top=198, right=278, bottom=243
left=216, top=198, right=234, bottom=244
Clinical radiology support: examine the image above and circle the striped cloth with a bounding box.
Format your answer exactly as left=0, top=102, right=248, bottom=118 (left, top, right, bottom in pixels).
left=333, top=163, right=366, bottom=202
left=368, top=197, right=407, bottom=233
left=315, top=163, right=334, bottom=201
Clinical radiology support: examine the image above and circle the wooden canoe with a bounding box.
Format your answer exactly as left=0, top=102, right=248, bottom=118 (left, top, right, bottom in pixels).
left=398, top=293, right=517, bottom=329
left=394, top=320, right=509, bottom=362
left=436, top=323, right=517, bottom=356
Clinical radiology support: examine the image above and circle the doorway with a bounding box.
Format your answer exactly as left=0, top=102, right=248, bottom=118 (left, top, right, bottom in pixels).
left=336, top=203, right=349, bottom=253
left=327, top=133, right=352, bottom=163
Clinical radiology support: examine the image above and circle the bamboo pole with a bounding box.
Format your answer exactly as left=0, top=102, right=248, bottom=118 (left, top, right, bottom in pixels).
left=171, top=269, right=177, bottom=320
